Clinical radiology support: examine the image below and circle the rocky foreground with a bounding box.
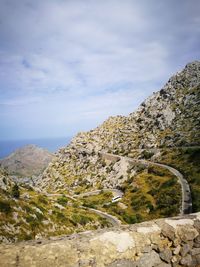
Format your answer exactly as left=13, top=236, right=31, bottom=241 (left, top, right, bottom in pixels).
left=1, top=213, right=200, bottom=267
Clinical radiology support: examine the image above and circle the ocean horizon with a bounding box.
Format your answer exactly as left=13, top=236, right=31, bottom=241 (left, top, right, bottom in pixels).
left=0, top=137, right=72, bottom=159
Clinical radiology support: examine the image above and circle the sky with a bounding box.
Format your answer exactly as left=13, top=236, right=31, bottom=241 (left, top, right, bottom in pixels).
left=0, top=0, right=200, bottom=140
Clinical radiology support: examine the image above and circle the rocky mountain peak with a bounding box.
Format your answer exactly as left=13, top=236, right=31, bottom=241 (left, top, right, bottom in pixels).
left=39, top=61, right=200, bottom=193
left=0, top=144, right=54, bottom=177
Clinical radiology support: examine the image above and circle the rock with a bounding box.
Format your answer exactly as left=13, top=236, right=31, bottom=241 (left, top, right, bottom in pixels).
left=180, top=254, right=193, bottom=266
left=180, top=244, right=190, bottom=256
left=177, top=225, right=198, bottom=242
left=194, top=235, right=200, bottom=247
left=107, top=259, right=136, bottom=267
left=194, top=254, right=200, bottom=265
left=171, top=255, right=181, bottom=264
left=136, top=250, right=162, bottom=267
left=173, top=245, right=181, bottom=255
left=159, top=248, right=172, bottom=263
left=194, top=220, right=200, bottom=232
left=157, top=263, right=171, bottom=267
left=191, top=247, right=200, bottom=256
left=157, top=221, right=175, bottom=241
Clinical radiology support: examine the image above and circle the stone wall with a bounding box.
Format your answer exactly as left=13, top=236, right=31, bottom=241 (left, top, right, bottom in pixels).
left=1, top=213, right=200, bottom=267
left=100, top=152, right=121, bottom=163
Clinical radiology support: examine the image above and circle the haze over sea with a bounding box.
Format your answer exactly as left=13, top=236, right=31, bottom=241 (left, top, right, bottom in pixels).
left=0, top=137, right=71, bottom=159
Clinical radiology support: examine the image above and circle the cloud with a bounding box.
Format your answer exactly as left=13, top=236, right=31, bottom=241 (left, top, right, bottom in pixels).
left=0, top=0, right=199, bottom=139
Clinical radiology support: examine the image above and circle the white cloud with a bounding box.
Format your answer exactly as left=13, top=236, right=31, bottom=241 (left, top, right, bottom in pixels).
left=0, top=0, right=199, bottom=139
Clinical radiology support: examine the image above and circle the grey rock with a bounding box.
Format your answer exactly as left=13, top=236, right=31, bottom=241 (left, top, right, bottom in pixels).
left=180, top=243, right=190, bottom=257
left=136, top=251, right=162, bottom=267
left=160, top=223, right=175, bottom=241
left=193, top=242, right=200, bottom=248
left=194, top=220, right=200, bottom=232
left=107, top=259, right=136, bottom=267
left=173, top=245, right=181, bottom=255
left=194, top=235, right=200, bottom=245
left=194, top=254, right=200, bottom=265
left=180, top=254, right=193, bottom=266
left=159, top=248, right=172, bottom=263
left=157, top=263, right=171, bottom=267
left=177, top=225, right=198, bottom=242
left=191, top=247, right=200, bottom=256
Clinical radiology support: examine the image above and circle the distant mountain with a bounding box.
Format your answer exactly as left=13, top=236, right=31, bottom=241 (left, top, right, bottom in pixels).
left=0, top=144, right=54, bottom=177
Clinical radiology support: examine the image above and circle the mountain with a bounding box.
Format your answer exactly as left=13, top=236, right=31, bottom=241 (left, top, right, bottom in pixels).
left=0, top=144, right=54, bottom=177
left=0, top=61, right=199, bottom=243
left=39, top=61, right=200, bottom=191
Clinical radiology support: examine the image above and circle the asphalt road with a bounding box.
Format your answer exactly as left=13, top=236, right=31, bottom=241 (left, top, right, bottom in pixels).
left=44, top=151, right=192, bottom=227
left=81, top=206, right=121, bottom=227
left=152, top=162, right=192, bottom=215
left=102, top=152, right=192, bottom=215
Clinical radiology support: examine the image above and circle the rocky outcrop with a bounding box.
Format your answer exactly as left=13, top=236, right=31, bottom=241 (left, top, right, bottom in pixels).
left=0, top=167, right=14, bottom=192
left=0, top=144, right=54, bottom=177
left=38, top=61, right=200, bottom=193
left=1, top=62, right=199, bottom=247
left=1, top=213, right=200, bottom=267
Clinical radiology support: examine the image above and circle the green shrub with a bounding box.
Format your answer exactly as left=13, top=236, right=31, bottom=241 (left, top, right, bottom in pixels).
left=72, top=214, right=91, bottom=225
left=146, top=202, right=154, bottom=211
left=57, top=195, right=68, bottom=206
left=52, top=210, right=66, bottom=222
left=11, top=184, right=20, bottom=199
left=0, top=200, right=12, bottom=213
left=122, top=213, right=142, bottom=224
left=37, top=195, right=48, bottom=204
left=142, top=150, right=154, bottom=159
left=24, top=205, right=32, bottom=213
left=122, top=213, right=138, bottom=224
left=160, top=178, right=176, bottom=188
left=148, top=166, right=165, bottom=176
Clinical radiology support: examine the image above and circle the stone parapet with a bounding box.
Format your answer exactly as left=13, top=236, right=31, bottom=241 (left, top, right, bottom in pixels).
left=1, top=213, right=200, bottom=266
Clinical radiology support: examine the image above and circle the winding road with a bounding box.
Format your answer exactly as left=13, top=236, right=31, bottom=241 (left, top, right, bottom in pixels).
left=44, top=190, right=122, bottom=226
left=148, top=162, right=192, bottom=215
left=101, top=152, right=192, bottom=215
left=75, top=188, right=123, bottom=198
left=81, top=206, right=121, bottom=227
left=44, top=152, right=192, bottom=227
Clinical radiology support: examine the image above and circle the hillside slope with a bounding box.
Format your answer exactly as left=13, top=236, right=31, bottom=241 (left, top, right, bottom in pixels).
left=1, top=61, right=199, bottom=243
left=0, top=144, right=54, bottom=177
left=39, top=61, right=200, bottom=192
left=34, top=61, right=199, bottom=225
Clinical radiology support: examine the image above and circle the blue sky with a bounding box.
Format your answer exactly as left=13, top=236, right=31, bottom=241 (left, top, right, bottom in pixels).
left=0, top=0, right=200, bottom=140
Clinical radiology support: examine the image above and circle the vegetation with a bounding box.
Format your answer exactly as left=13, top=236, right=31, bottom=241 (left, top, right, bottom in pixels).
left=0, top=200, right=12, bottom=213
left=0, top=186, right=110, bottom=243
left=57, top=195, right=68, bottom=206
left=11, top=184, right=20, bottom=199
left=101, top=164, right=181, bottom=223
left=159, top=147, right=200, bottom=212
left=81, top=191, right=112, bottom=209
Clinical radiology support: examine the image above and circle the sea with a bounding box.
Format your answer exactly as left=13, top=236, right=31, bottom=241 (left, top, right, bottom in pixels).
left=0, top=137, right=72, bottom=159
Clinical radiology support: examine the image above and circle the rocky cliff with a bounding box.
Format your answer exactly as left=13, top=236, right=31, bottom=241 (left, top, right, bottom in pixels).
left=39, top=61, right=200, bottom=195
left=1, top=213, right=200, bottom=267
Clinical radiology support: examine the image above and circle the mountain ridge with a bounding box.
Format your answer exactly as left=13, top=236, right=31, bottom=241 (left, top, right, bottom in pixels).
left=39, top=61, right=200, bottom=193
left=0, top=144, right=54, bottom=177
left=0, top=61, right=199, bottom=244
